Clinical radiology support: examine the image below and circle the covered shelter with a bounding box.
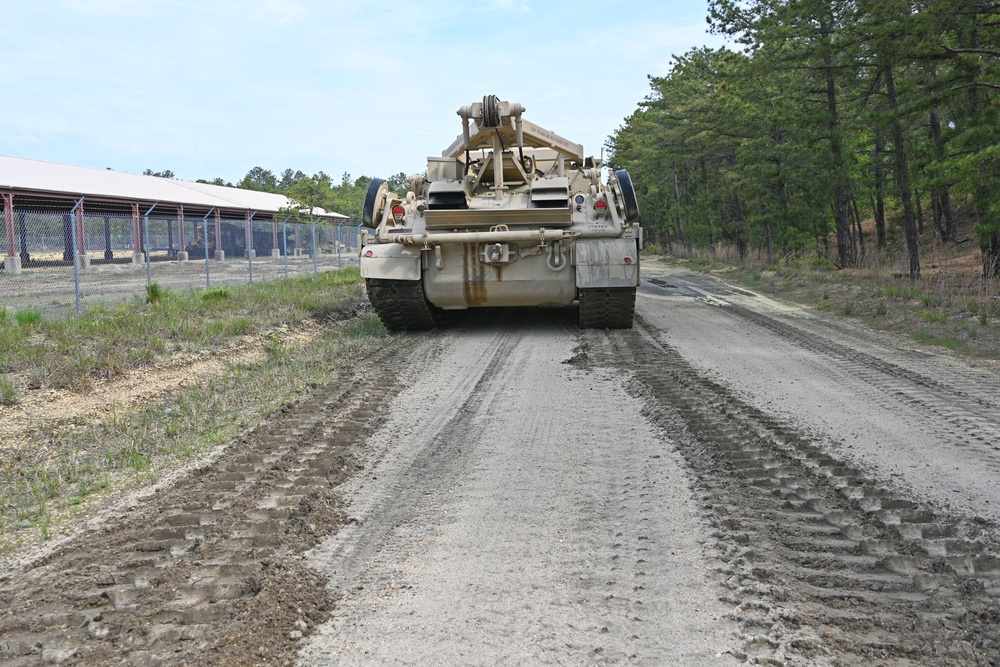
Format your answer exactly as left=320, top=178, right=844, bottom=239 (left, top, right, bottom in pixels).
left=0, top=155, right=348, bottom=273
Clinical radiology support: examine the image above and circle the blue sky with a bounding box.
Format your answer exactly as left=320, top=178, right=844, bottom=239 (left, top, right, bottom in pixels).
left=2, top=0, right=724, bottom=185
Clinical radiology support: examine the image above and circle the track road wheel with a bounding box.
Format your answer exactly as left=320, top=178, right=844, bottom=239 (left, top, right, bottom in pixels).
left=362, top=178, right=388, bottom=228
left=578, top=287, right=636, bottom=329
left=612, top=169, right=640, bottom=223
left=366, top=279, right=436, bottom=331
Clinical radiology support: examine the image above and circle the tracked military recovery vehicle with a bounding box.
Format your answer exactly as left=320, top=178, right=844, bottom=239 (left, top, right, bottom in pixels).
left=360, top=95, right=641, bottom=331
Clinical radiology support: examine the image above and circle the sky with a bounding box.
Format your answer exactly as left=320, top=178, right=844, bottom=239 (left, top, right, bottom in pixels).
left=1, top=0, right=726, bottom=186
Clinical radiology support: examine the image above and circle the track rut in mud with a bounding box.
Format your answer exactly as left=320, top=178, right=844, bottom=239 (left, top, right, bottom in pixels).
left=0, top=342, right=410, bottom=666
left=584, top=313, right=1000, bottom=665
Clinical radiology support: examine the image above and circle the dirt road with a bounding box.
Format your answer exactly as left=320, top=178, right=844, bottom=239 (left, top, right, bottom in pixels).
left=2, top=264, right=1000, bottom=665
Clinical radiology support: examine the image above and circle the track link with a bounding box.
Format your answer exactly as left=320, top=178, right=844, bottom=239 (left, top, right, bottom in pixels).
left=578, top=287, right=636, bottom=329
left=366, top=279, right=436, bottom=331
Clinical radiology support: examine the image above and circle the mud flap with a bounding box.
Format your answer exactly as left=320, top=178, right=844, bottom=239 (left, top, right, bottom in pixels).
left=575, top=238, right=639, bottom=288
left=360, top=244, right=422, bottom=281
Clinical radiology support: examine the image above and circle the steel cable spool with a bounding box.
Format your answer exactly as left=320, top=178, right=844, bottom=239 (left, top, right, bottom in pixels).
left=482, top=94, right=501, bottom=128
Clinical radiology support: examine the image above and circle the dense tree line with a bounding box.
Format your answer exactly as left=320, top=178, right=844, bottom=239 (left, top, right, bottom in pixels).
left=186, top=168, right=409, bottom=223
left=606, top=0, right=1000, bottom=278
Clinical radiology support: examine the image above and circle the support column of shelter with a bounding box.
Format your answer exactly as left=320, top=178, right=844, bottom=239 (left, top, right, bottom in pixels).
left=102, top=216, right=113, bottom=260
left=17, top=210, right=28, bottom=264
left=131, top=202, right=144, bottom=265
left=75, top=199, right=90, bottom=270
left=271, top=215, right=280, bottom=258
left=3, top=193, right=20, bottom=275
left=176, top=206, right=188, bottom=261
left=214, top=209, right=224, bottom=261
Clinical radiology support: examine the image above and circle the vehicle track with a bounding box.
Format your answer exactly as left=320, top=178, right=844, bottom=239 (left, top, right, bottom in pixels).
left=586, top=315, right=1000, bottom=665
left=723, top=303, right=1000, bottom=470
left=0, top=341, right=412, bottom=666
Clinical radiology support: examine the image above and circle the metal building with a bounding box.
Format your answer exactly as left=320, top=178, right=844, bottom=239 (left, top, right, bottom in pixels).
left=0, top=155, right=347, bottom=274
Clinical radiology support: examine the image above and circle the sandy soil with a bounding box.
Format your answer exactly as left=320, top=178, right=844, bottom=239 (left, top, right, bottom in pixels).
left=2, top=266, right=1000, bottom=665
left=0, top=320, right=325, bottom=450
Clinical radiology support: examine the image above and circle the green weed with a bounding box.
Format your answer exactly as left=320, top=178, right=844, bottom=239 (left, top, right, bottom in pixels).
left=15, top=308, right=43, bottom=325
left=199, top=286, right=231, bottom=303
left=914, top=331, right=959, bottom=350
left=145, top=281, right=170, bottom=304
left=0, top=376, right=18, bottom=406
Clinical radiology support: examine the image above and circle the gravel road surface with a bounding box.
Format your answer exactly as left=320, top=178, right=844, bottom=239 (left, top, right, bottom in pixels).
left=2, top=263, right=999, bottom=666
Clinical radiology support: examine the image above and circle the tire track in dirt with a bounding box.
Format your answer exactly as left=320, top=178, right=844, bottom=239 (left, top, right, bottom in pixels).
left=586, top=316, right=1000, bottom=665
left=305, top=314, right=524, bottom=602
left=0, top=339, right=416, bottom=666
left=723, top=304, right=1000, bottom=468
left=300, top=312, right=738, bottom=665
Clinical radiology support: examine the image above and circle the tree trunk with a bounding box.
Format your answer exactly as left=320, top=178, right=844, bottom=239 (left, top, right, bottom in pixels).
left=873, top=129, right=887, bottom=248
left=672, top=167, right=687, bottom=249
left=884, top=62, right=920, bottom=279
left=826, top=65, right=853, bottom=268
left=851, top=191, right=865, bottom=259
left=915, top=189, right=924, bottom=235
left=929, top=108, right=956, bottom=242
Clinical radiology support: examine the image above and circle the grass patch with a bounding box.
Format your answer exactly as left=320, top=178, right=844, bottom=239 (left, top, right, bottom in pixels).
left=914, top=331, right=959, bottom=350
left=0, top=267, right=366, bottom=392
left=0, top=268, right=381, bottom=552
left=15, top=308, right=43, bottom=325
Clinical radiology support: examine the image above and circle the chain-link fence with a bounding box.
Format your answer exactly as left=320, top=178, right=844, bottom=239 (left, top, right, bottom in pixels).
left=1, top=207, right=361, bottom=319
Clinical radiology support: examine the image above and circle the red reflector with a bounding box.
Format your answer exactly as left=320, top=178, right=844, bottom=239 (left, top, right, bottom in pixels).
left=624, top=257, right=633, bottom=264
left=595, top=199, right=608, bottom=210
left=365, top=250, right=374, bottom=257
left=392, top=205, right=405, bottom=217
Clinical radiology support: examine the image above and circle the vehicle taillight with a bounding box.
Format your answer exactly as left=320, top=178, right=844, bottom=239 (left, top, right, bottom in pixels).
left=594, top=199, right=608, bottom=212
left=364, top=249, right=374, bottom=257
left=624, top=256, right=633, bottom=264
left=392, top=205, right=405, bottom=222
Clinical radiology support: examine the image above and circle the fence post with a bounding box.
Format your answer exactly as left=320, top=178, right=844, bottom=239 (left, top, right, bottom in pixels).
left=69, top=197, right=85, bottom=314
left=281, top=215, right=291, bottom=279
left=339, top=220, right=346, bottom=268
left=311, top=216, right=317, bottom=275
left=177, top=205, right=188, bottom=261
left=131, top=203, right=143, bottom=265
left=202, top=208, right=214, bottom=289
left=2, top=193, right=20, bottom=275
left=246, top=210, right=257, bottom=285
left=143, top=203, right=157, bottom=286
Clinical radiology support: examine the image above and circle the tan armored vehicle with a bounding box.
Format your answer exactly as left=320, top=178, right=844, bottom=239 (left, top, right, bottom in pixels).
left=359, top=94, right=641, bottom=330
